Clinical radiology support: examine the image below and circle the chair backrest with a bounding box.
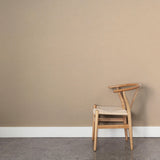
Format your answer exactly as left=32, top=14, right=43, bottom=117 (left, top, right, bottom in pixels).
left=109, top=83, right=141, bottom=111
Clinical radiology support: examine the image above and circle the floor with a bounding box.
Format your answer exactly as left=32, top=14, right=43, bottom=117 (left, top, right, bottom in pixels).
left=0, top=138, right=160, bottom=160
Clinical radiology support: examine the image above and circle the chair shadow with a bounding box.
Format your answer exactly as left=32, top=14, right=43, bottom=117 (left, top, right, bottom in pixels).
left=132, top=84, right=151, bottom=126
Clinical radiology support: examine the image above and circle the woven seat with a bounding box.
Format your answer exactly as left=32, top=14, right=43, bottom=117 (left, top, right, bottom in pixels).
left=93, top=106, right=128, bottom=116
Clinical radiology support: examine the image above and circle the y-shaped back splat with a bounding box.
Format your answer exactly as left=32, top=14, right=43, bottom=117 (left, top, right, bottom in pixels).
left=109, top=83, right=141, bottom=110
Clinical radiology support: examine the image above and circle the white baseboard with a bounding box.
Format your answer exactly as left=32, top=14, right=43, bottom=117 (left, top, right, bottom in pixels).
left=0, top=127, right=159, bottom=137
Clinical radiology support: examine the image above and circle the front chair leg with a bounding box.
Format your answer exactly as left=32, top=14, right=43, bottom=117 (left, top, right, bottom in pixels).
left=94, top=110, right=99, bottom=151
left=92, top=105, right=97, bottom=141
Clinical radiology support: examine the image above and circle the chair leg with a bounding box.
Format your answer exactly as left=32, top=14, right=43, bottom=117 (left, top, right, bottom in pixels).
left=124, top=129, right=128, bottom=141
left=124, top=116, right=128, bottom=141
left=92, top=104, right=97, bottom=141
left=92, top=113, right=95, bottom=141
left=128, top=115, right=133, bottom=150
left=93, top=110, right=99, bottom=151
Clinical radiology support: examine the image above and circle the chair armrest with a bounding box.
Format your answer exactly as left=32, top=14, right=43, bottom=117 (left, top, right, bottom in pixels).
left=109, top=83, right=141, bottom=93
left=113, top=86, right=140, bottom=93
left=108, top=83, right=139, bottom=89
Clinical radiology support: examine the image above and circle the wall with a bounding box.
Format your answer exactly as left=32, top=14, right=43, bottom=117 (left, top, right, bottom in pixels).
left=0, top=0, right=160, bottom=126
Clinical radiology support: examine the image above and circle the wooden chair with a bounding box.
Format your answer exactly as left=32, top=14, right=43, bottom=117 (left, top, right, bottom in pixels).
left=92, top=83, right=141, bottom=151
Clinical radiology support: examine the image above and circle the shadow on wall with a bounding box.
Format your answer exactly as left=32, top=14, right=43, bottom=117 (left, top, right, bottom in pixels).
left=132, top=84, right=151, bottom=126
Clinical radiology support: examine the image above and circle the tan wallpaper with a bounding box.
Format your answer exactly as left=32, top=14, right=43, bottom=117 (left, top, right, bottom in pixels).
left=0, top=0, right=160, bottom=126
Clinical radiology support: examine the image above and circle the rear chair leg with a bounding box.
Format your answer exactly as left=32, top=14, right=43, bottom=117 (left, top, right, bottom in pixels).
left=124, top=116, right=128, bottom=141
left=92, top=113, right=95, bottom=141
left=128, top=115, right=133, bottom=150
left=124, top=129, right=128, bottom=141
left=122, top=91, right=133, bottom=150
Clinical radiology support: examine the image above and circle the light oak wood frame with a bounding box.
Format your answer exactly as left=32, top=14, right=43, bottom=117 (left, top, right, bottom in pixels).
left=92, top=83, right=141, bottom=151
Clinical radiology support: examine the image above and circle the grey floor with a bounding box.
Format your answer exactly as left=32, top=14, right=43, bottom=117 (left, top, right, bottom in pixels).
left=0, top=138, right=160, bottom=160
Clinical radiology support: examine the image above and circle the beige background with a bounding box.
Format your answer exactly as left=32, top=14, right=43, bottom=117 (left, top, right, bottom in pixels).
left=0, top=0, right=160, bottom=126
